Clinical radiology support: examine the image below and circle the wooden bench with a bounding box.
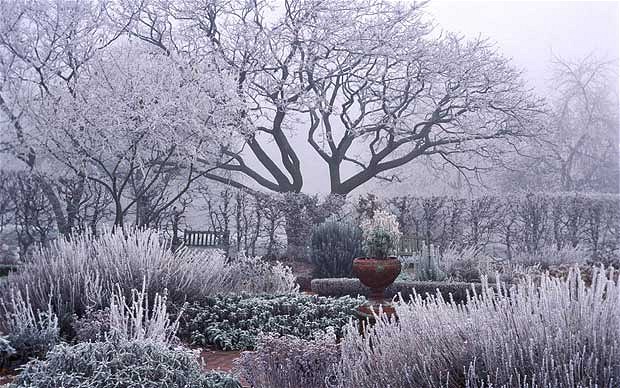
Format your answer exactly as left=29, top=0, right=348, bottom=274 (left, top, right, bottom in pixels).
left=172, top=230, right=230, bottom=252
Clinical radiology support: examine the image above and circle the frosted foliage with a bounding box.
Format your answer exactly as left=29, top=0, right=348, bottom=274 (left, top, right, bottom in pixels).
left=225, top=252, right=299, bottom=294
left=0, top=289, right=59, bottom=358
left=31, top=43, right=246, bottom=173
left=360, top=210, right=402, bottom=241
left=108, top=282, right=181, bottom=345
left=511, top=245, right=588, bottom=268
left=0, top=228, right=296, bottom=323
left=338, top=267, right=620, bottom=388
left=11, top=340, right=242, bottom=388
left=235, top=330, right=340, bottom=388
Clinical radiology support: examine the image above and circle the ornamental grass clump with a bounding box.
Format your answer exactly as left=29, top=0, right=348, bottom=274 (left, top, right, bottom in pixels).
left=359, top=210, right=402, bottom=259
left=337, top=266, right=620, bottom=388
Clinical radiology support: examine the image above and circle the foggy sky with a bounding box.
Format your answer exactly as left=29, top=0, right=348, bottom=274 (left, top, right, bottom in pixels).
left=425, top=1, right=619, bottom=93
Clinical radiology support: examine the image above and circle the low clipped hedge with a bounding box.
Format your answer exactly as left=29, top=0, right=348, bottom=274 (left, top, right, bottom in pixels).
left=311, top=278, right=485, bottom=304
left=0, top=264, right=19, bottom=277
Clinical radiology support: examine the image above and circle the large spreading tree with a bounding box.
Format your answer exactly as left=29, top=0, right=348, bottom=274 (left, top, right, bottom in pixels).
left=119, top=0, right=544, bottom=195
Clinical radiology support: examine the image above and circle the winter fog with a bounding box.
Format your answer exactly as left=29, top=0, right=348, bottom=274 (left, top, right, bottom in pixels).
left=0, top=1, right=619, bottom=386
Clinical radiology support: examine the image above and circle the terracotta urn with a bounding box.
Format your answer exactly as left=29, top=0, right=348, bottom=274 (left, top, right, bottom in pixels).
left=352, top=257, right=401, bottom=300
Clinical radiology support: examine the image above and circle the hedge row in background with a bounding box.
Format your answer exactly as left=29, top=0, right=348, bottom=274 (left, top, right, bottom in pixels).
left=387, top=193, right=619, bottom=263
left=311, top=278, right=482, bottom=304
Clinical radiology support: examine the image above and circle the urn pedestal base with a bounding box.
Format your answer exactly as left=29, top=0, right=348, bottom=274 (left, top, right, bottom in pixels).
left=355, top=299, right=398, bottom=335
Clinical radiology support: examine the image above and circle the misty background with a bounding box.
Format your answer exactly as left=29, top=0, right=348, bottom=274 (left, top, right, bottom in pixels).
left=274, top=0, right=620, bottom=195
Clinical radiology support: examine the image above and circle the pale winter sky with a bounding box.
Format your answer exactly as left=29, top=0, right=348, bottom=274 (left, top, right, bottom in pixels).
left=297, top=0, right=620, bottom=195
left=425, top=0, right=619, bottom=93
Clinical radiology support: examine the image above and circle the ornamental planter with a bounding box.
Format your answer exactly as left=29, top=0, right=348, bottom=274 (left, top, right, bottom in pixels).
left=352, top=257, right=402, bottom=300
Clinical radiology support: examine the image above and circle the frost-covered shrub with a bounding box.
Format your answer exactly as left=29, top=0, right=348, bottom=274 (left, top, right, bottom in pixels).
left=178, top=294, right=362, bottom=350
left=337, top=267, right=620, bottom=388
left=360, top=210, right=402, bottom=258
left=11, top=340, right=241, bottom=388
left=12, top=284, right=240, bottom=388
left=310, top=221, right=364, bottom=278
left=108, top=282, right=183, bottom=344
left=0, top=228, right=296, bottom=327
left=311, top=278, right=367, bottom=297
left=224, top=253, right=298, bottom=294
left=409, top=251, right=447, bottom=281
left=0, top=289, right=59, bottom=361
left=72, top=282, right=185, bottom=344
left=511, top=244, right=588, bottom=268
left=234, top=330, right=340, bottom=388
left=71, top=307, right=110, bottom=343
left=440, top=246, right=493, bottom=282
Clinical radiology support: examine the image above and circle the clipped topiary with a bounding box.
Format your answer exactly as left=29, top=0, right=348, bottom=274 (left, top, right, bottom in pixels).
left=310, top=221, right=363, bottom=278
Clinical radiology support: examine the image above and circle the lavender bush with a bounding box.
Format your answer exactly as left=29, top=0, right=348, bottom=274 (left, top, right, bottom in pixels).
left=12, top=285, right=240, bottom=388
left=0, top=289, right=59, bottom=361
left=0, top=228, right=296, bottom=325
left=337, top=266, right=620, bottom=388
left=510, top=244, right=588, bottom=268
left=71, top=307, right=110, bottom=343
left=234, top=330, right=341, bottom=388
left=0, top=336, right=15, bottom=367
left=11, top=340, right=241, bottom=388
left=107, top=282, right=183, bottom=344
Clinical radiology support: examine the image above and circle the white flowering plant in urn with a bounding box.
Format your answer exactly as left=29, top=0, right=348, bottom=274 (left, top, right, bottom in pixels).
left=359, top=210, right=403, bottom=259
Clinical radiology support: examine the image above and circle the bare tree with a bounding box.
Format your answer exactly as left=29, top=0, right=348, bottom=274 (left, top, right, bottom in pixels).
left=124, top=0, right=544, bottom=195
left=500, top=56, right=619, bottom=193
left=549, top=56, right=619, bottom=192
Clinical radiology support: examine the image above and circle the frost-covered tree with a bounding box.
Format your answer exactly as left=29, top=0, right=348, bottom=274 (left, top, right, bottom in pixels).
left=0, top=0, right=119, bottom=234
left=0, top=1, right=248, bottom=228
left=550, top=57, right=619, bottom=192
left=30, top=44, right=246, bottom=226
left=123, top=0, right=544, bottom=195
